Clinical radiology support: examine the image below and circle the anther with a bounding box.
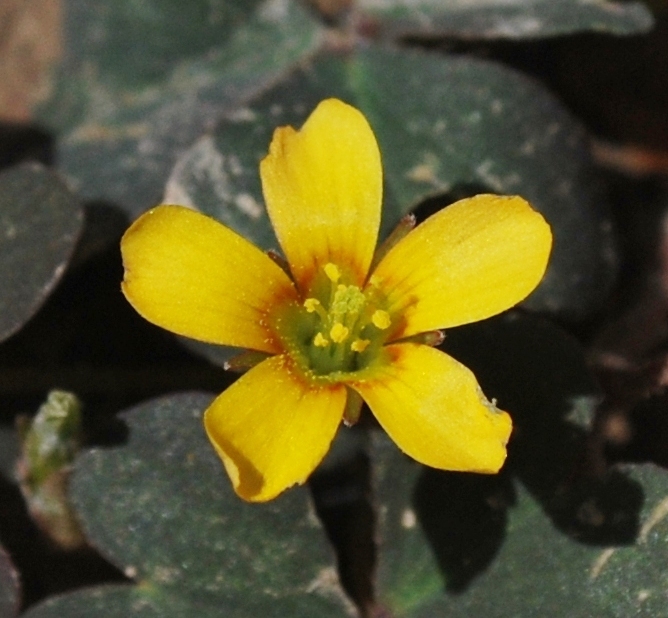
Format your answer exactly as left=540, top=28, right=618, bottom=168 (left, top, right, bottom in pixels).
left=324, top=263, right=341, bottom=283
left=371, top=309, right=391, bottom=330
left=314, top=333, right=329, bottom=347
left=304, top=297, right=328, bottom=321
left=330, top=323, right=349, bottom=343
left=351, top=339, right=370, bottom=353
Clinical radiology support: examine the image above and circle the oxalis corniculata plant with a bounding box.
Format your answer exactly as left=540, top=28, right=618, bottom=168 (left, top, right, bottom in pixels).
left=2, top=1, right=668, bottom=617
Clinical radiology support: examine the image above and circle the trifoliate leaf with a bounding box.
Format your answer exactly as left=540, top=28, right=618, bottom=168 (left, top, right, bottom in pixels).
left=35, top=0, right=323, bottom=217
left=23, top=393, right=349, bottom=618
left=373, top=433, right=668, bottom=617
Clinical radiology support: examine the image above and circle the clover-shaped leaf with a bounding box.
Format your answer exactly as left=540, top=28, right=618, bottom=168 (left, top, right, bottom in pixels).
left=23, top=393, right=349, bottom=617
left=0, top=544, right=20, bottom=618
left=373, top=435, right=667, bottom=617
left=0, top=163, right=83, bottom=342
left=36, top=0, right=323, bottom=217
left=357, top=0, right=653, bottom=40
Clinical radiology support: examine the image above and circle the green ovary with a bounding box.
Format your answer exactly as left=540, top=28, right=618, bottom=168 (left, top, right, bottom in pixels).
left=282, top=263, right=392, bottom=376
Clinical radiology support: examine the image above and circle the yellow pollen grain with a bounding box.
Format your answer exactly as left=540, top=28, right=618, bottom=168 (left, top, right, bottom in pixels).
left=351, top=339, right=370, bottom=353
left=372, top=309, right=391, bottom=330
left=324, top=263, right=341, bottom=282
left=304, top=298, right=320, bottom=313
left=314, top=332, right=329, bottom=347
left=330, top=322, right=349, bottom=343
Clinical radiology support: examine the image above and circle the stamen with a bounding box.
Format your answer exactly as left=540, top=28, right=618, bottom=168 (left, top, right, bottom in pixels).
left=351, top=339, right=370, bottom=353
left=297, top=262, right=392, bottom=375
left=314, top=332, right=329, bottom=347
left=371, top=309, right=391, bottom=330
left=304, top=298, right=328, bottom=321
left=330, top=323, right=350, bottom=343
left=324, top=263, right=341, bottom=282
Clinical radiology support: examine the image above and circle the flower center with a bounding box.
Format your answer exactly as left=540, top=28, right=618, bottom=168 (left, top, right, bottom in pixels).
left=283, top=262, right=392, bottom=377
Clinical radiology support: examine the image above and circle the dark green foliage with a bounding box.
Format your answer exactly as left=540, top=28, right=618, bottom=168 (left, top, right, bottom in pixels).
left=0, top=164, right=83, bottom=342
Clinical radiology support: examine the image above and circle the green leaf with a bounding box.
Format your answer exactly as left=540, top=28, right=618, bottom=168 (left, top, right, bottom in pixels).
left=60, top=0, right=264, bottom=92
left=372, top=432, right=668, bottom=617
left=0, top=163, right=83, bottom=342
left=37, top=0, right=323, bottom=217
left=23, top=393, right=349, bottom=617
left=0, top=544, right=20, bottom=618
left=357, top=0, right=654, bottom=39
left=22, top=585, right=217, bottom=618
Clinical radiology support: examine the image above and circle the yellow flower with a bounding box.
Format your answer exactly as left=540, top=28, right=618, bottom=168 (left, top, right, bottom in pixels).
left=120, top=99, right=552, bottom=502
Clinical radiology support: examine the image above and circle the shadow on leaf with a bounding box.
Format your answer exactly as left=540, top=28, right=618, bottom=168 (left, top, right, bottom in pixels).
left=415, top=311, right=645, bottom=590
left=310, top=436, right=375, bottom=615
left=412, top=468, right=515, bottom=593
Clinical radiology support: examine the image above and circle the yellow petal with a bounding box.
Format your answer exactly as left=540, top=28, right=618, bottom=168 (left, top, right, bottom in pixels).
left=260, top=99, right=382, bottom=290
left=350, top=343, right=512, bottom=472
left=372, top=194, right=552, bottom=339
left=204, top=355, right=347, bottom=501
left=121, top=205, right=297, bottom=353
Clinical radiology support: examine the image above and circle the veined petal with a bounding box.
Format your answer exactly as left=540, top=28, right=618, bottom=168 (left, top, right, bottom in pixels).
left=260, top=99, right=382, bottom=290
left=372, top=195, right=552, bottom=339
left=350, top=343, right=512, bottom=472
left=121, top=205, right=297, bottom=354
left=204, top=355, right=347, bottom=501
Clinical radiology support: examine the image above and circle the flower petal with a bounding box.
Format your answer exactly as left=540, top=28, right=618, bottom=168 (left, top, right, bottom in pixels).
left=204, top=355, right=347, bottom=501
left=372, top=194, right=552, bottom=339
left=350, top=343, right=512, bottom=472
left=121, top=205, right=297, bottom=353
left=260, top=98, right=382, bottom=290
